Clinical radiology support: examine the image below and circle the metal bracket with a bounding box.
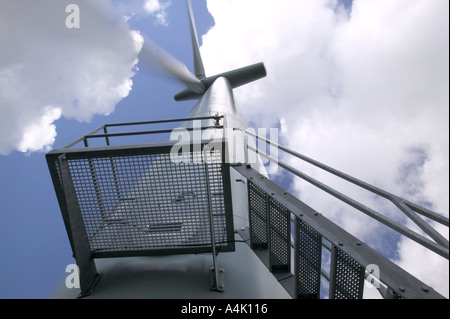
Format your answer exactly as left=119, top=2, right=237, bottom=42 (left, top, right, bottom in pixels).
left=209, top=267, right=225, bottom=292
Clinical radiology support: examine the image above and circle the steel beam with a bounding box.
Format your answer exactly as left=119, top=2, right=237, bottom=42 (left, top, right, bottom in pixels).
left=58, top=154, right=101, bottom=297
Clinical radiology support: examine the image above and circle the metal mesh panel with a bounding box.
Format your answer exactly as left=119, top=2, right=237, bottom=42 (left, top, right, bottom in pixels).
left=295, top=217, right=322, bottom=299
left=55, top=146, right=231, bottom=255
left=268, top=197, right=290, bottom=272
left=248, top=182, right=268, bottom=249
left=330, top=246, right=364, bottom=299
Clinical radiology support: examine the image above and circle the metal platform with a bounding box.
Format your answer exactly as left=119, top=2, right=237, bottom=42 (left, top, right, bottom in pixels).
left=46, top=116, right=237, bottom=296
left=46, top=117, right=448, bottom=299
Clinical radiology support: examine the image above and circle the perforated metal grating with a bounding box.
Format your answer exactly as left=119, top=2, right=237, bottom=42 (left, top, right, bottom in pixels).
left=48, top=143, right=234, bottom=257
left=248, top=182, right=290, bottom=272
left=330, top=246, right=365, bottom=299
left=295, top=218, right=322, bottom=299
left=248, top=182, right=268, bottom=249
left=268, top=197, right=290, bottom=272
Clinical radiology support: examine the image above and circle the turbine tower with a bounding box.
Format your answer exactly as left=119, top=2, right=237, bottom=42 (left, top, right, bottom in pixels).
left=47, top=1, right=448, bottom=299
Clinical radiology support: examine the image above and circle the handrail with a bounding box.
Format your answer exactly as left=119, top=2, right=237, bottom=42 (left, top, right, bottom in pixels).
left=63, top=115, right=224, bottom=149
left=236, top=164, right=446, bottom=298
left=244, top=130, right=449, bottom=260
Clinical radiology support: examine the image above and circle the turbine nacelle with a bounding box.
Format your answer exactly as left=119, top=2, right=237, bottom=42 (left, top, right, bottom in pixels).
left=173, top=0, right=266, bottom=101
left=174, top=62, right=267, bottom=101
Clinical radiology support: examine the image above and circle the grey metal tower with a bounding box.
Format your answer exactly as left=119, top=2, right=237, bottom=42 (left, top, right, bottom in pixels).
left=47, top=1, right=448, bottom=299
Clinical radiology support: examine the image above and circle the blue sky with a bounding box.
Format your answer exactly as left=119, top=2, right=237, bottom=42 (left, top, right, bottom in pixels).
left=0, top=0, right=215, bottom=299
left=1, top=0, right=448, bottom=298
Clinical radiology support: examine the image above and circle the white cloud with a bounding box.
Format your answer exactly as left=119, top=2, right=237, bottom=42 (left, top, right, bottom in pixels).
left=0, top=0, right=144, bottom=155
left=115, top=0, right=171, bottom=25
left=148, top=2, right=171, bottom=26
left=144, top=0, right=171, bottom=26
left=18, top=106, right=62, bottom=154
left=202, top=0, right=449, bottom=297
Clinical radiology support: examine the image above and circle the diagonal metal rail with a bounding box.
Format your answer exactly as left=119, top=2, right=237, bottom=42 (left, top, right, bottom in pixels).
left=234, top=164, right=446, bottom=299
left=244, top=129, right=449, bottom=260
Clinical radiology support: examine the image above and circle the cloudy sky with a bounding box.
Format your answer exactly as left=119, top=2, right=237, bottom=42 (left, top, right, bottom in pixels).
left=0, top=0, right=448, bottom=298
left=200, top=0, right=449, bottom=297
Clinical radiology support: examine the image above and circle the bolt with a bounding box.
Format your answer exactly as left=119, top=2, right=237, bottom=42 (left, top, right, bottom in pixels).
left=421, top=286, right=429, bottom=292
left=338, top=242, right=343, bottom=246
left=399, top=286, right=405, bottom=292
left=356, top=241, right=362, bottom=246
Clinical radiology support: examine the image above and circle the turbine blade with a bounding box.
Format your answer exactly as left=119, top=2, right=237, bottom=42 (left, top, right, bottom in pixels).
left=186, top=0, right=206, bottom=80
left=205, top=62, right=267, bottom=89
left=84, top=1, right=205, bottom=94
left=139, top=36, right=206, bottom=94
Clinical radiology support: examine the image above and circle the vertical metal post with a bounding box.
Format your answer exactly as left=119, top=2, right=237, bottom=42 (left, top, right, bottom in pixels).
left=103, top=127, right=122, bottom=201
left=204, top=160, right=225, bottom=292
left=58, top=154, right=101, bottom=297
left=103, top=126, right=111, bottom=146
left=87, top=157, right=106, bottom=220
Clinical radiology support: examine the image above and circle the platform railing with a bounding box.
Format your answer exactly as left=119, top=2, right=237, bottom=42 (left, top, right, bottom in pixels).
left=234, top=129, right=449, bottom=299
left=61, top=115, right=224, bottom=149
left=244, top=129, right=449, bottom=259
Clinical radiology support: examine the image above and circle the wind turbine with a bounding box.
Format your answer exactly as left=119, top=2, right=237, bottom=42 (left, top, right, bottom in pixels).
left=137, top=0, right=269, bottom=233
left=138, top=1, right=266, bottom=130
left=127, top=0, right=269, bottom=292
left=47, top=0, right=448, bottom=299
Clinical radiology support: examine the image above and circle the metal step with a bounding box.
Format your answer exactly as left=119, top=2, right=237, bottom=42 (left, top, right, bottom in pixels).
left=233, top=164, right=446, bottom=299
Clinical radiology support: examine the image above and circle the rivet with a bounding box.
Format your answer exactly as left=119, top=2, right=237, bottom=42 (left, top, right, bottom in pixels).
left=356, top=241, right=362, bottom=246
left=271, top=193, right=275, bottom=196
left=422, top=286, right=429, bottom=292
left=399, top=286, right=405, bottom=292
left=338, top=242, right=343, bottom=246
